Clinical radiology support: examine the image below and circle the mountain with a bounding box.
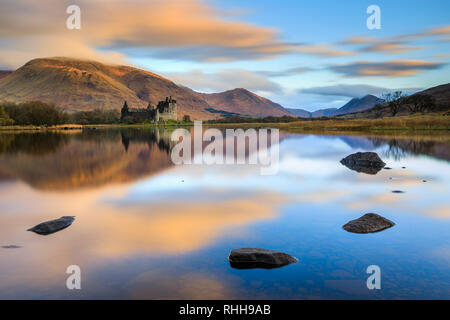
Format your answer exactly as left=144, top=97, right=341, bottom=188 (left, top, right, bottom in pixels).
left=311, top=108, right=339, bottom=117
left=0, top=71, right=12, bottom=80
left=0, top=57, right=217, bottom=120
left=334, top=94, right=385, bottom=116
left=197, top=88, right=293, bottom=118
left=286, top=107, right=338, bottom=117
left=417, top=83, right=450, bottom=108
left=285, top=108, right=311, bottom=118
left=338, top=83, right=450, bottom=119
left=287, top=95, right=384, bottom=118
left=0, top=57, right=294, bottom=120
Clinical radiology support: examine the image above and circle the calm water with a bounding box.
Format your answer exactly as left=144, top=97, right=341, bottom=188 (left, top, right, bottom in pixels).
left=0, top=128, right=449, bottom=299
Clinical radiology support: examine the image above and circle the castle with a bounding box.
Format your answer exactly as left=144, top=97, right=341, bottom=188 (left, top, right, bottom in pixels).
left=120, top=97, right=178, bottom=122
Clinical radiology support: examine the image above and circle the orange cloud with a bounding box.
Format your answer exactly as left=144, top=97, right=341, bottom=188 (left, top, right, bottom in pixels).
left=331, top=59, right=445, bottom=77
left=297, top=44, right=355, bottom=57
left=0, top=0, right=295, bottom=68
left=361, top=43, right=428, bottom=54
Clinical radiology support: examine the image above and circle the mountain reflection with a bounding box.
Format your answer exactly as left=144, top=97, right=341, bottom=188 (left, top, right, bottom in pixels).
left=0, top=129, right=448, bottom=191
left=371, top=136, right=450, bottom=161
left=0, top=130, right=449, bottom=299
left=332, top=133, right=450, bottom=162
left=0, top=128, right=175, bottom=190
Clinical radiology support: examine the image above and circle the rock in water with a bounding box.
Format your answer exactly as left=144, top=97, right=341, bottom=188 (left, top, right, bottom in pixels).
left=228, top=248, right=298, bottom=269
left=342, top=213, right=395, bottom=234
left=27, top=216, right=75, bottom=235
left=340, top=152, right=386, bottom=175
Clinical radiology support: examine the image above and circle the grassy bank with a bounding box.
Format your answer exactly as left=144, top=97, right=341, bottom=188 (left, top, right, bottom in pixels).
left=0, top=124, right=83, bottom=131
left=1, top=114, right=449, bottom=132
left=206, top=114, right=450, bottom=131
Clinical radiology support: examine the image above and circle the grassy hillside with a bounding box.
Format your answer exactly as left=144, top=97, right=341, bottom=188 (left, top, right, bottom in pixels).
left=0, top=57, right=216, bottom=120
left=197, top=88, right=292, bottom=118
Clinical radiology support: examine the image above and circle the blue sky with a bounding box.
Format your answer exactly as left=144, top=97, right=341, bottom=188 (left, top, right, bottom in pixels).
left=128, top=0, right=450, bottom=110
left=1, top=0, right=449, bottom=110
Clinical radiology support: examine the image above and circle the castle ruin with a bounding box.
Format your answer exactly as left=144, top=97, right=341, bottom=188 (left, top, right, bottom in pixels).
left=121, top=97, right=178, bottom=122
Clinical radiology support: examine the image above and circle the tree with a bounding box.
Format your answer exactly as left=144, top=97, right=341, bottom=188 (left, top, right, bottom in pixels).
left=71, top=109, right=120, bottom=124
left=0, top=105, right=14, bottom=126
left=405, top=94, right=435, bottom=114
left=22, top=101, right=68, bottom=126
left=2, top=101, right=68, bottom=126
left=382, top=91, right=407, bottom=116
left=372, top=104, right=384, bottom=118
left=182, top=115, right=191, bottom=122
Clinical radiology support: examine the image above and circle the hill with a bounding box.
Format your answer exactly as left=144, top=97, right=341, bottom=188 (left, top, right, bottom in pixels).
left=0, top=57, right=217, bottom=120
left=0, top=57, right=295, bottom=120
left=286, top=107, right=339, bottom=118
left=285, top=108, right=311, bottom=118
left=0, top=71, right=12, bottom=80
left=197, top=88, right=293, bottom=118
left=288, top=95, right=384, bottom=118
left=417, top=83, right=450, bottom=108
left=339, top=83, right=450, bottom=119
left=311, top=108, right=339, bottom=117
left=334, top=94, right=385, bottom=116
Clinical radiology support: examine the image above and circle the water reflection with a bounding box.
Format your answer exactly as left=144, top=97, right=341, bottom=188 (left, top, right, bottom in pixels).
left=372, top=136, right=450, bottom=162
left=0, top=128, right=175, bottom=190
left=0, top=129, right=449, bottom=299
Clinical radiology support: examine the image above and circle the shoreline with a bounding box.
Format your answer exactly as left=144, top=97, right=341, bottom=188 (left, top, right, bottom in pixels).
left=1, top=114, right=449, bottom=132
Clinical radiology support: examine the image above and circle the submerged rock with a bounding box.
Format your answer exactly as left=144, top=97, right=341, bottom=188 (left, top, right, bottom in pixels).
left=27, top=216, right=75, bottom=235
left=343, top=213, right=395, bottom=234
left=392, top=190, right=405, bottom=194
left=340, top=152, right=386, bottom=175
left=228, top=248, right=298, bottom=269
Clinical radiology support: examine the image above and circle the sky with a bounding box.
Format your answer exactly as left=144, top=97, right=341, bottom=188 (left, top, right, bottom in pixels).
left=0, top=0, right=449, bottom=111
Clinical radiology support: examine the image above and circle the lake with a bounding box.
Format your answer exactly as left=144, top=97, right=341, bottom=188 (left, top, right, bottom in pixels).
left=0, top=127, right=449, bottom=299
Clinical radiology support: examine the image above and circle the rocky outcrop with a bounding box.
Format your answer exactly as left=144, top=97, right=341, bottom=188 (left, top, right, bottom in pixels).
left=342, top=213, right=395, bottom=234
left=27, top=216, right=75, bottom=235
left=340, top=152, right=386, bottom=175
left=228, top=248, right=298, bottom=269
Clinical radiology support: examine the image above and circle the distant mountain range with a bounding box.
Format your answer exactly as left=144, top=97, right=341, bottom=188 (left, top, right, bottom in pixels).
left=287, top=94, right=385, bottom=118
left=0, top=57, right=448, bottom=120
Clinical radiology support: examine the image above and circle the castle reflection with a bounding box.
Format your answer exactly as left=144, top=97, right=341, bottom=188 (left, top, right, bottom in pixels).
left=0, top=128, right=175, bottom=190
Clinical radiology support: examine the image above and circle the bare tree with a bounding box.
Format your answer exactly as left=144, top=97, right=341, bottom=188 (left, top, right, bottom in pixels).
left=382, top=91, right=407, bottom=116
left=405, top=94, right=435, bottom=114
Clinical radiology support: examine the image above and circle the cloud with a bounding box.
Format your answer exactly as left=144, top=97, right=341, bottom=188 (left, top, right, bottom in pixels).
left=360, top=43, right=428, bottom=54
left=165, top=69, right=283, bottom=93
left=396, top=25, right=450, bottom=42
left=434, top=53, right=450, bottom=59
left=296, top=44, right=355, bottom=57
left=300, top=84, right=391, bottom=98
left=257, top=67, right=313, bottom=77
left=341, top=25, right=450, bottom=54
left=330, top=60, right=446, bottom=77
left=340, top=37, right=377, bottom=45
left=0, top=0, right=296, bottom=68
left=342, top=38, right=427, bottom=55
